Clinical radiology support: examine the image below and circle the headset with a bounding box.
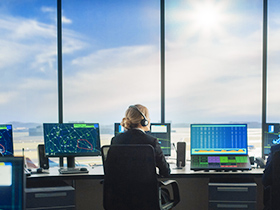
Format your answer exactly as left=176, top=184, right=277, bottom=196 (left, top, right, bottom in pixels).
left=129, top=105, right=149, bottom=127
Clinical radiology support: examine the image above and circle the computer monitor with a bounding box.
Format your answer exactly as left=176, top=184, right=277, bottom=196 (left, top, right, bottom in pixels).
left=43, top=123, right=101, bottom=168
left=190, top=124, right=251, bottom=171
left=191, top=124, right=248, bottom=155
left=0, top=124, right=14, bottom=156
left=0, top=156, right=25, bottom=210
left=114, top=123, right=125, bottom=136
left=264, top=123, right=280, bottom=155
left=150, top=123, right=171, bottom=156
left=114, top=123, right=171, bottom=156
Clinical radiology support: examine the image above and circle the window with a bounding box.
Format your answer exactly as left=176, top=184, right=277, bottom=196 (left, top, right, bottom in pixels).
left=165, top=0, right=263, bottom=158
left=0, top=0, right=57, bottom=161
left=62, top=0, right=161, bottom=147
left=0, top=0, right=269, bottom=164
left=267, top=1, right=280, bottom=123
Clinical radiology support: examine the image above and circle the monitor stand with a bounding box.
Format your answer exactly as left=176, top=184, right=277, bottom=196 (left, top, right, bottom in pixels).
left=58, top=157, right=88, bottom=174
left=67, top=157, right=75, bottom=168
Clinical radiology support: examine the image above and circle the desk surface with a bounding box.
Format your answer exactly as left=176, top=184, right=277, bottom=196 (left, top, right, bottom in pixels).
left=26, top=161, right=265, bottom=210
left=27, top=162, right=264, bottom=181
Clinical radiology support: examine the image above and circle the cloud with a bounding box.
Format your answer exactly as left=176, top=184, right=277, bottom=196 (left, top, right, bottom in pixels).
left=0, top=16, right=57, bottom=85
left=0, top=14, right=85, bottom=123
left=0, top=13, right=87, bottom=74
left=0, top=91, right=17, bottom=105
left=41, top=7, right=56, bottom=13
left=164, top=33, right=263, bottom=123
left=162, top=0, right=265, bottom=123
left=41, top=6, right=72, bottom=24
left=0, top=1, right=279, bottom=124
left=1, top=77, right=58, bottom=122
left=63, top=45, right=161, bottom=123
left=0, top=10, right=161, bottom=123
left=62, top=16, right=72, bottom=24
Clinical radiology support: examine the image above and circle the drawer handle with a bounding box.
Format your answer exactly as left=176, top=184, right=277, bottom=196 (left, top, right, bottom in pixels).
left=217, top=187, right=248, bottom=192
left=35, top=192, right=67, bottom=198
left=217, top=204, right=248, bottom=208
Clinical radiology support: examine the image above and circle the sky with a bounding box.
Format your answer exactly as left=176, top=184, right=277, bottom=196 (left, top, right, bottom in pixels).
left=0, top=0, right=279, bottom=125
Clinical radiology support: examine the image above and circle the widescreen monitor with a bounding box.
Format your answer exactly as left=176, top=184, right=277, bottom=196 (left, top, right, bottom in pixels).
left=191, top=124, right=248, bottom=155
left=114, top=123, right=171, bottom=156
left=264, top=123, right=280, bottom=155
left=43, top=123, right=101, bottom=167
left=0, top=124, right=14, bottom=156
left=0, top=156, right=25, bottom=210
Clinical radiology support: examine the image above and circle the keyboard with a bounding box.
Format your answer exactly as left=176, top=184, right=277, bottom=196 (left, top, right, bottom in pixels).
left=58, top=167, right=88, bottom=174
left=191, top=155, right=251, bottom=171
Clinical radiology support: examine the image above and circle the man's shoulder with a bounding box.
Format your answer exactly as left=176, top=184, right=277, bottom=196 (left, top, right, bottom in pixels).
left=271, top=144, right=280, bottom=154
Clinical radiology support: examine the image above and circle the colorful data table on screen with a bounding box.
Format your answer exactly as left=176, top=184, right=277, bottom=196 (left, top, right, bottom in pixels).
left=190, top=124, right=251, bottom=171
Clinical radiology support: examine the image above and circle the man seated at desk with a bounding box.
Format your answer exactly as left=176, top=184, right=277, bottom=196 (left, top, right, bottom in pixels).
left=262, top=144, right=280, bottom=186
left=262, top=144, right=280, bottom=209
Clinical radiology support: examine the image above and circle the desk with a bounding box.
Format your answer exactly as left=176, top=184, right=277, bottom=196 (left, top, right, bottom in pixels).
left=27, top=163, right=264, bottom=210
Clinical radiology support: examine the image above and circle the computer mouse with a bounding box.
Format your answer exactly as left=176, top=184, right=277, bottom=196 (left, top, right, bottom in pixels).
left=80, top=167, right=88, bottom=172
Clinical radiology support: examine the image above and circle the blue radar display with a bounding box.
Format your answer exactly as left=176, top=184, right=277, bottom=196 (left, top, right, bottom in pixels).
left=43, top=123, right=101, bottom=157
left=0, top=124, right=14, bottom=156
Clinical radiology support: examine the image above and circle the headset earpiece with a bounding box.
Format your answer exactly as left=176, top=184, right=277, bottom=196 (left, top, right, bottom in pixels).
left=140, top=118, right=149, bottom=127
left=129, top=105, right=148, bottom=127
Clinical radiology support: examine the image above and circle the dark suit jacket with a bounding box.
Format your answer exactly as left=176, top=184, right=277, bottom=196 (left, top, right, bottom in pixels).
left=262, top=144, right=280, bottom=187
left=111, top=128, right=170, bottom=177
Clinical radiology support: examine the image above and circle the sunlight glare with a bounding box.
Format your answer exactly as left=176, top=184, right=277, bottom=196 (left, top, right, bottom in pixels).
left=195, top=5, right=221, bottom=29
left=190, top=1, right=225, bottom=34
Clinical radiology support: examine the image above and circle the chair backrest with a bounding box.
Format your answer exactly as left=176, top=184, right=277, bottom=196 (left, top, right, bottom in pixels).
left=271, top=150, right=280, bottom=209
left=101, top=144, right=160, bottom=210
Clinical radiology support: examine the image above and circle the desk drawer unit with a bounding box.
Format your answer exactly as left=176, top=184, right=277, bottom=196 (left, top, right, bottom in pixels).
left=25, top=186, right=76, bottom=210
left=208, top=183, right=257, bottom=210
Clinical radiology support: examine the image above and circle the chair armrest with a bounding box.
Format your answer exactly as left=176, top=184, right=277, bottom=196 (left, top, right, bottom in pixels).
left=160, top=180, right=177, bottom=186
left=159, top=180, right=180, bottom=206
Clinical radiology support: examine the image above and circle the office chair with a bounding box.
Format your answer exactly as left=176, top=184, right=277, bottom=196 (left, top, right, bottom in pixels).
left=101, top=144, right=180, bottom=210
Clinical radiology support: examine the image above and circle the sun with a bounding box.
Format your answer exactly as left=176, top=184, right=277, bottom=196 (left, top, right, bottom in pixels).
left=170, top=0, right=230, bottom=40
left=189, top=1, right=227, bottom=35
left=192, top=4, right=222, bottom=30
